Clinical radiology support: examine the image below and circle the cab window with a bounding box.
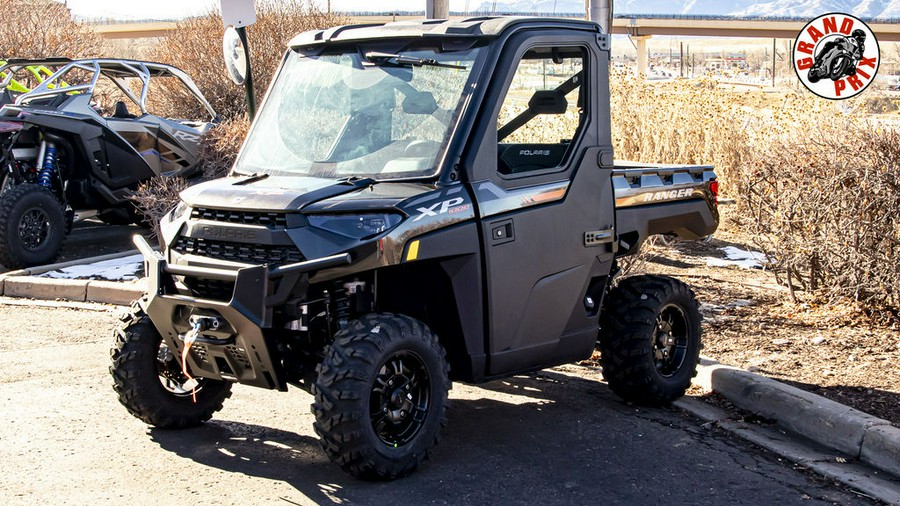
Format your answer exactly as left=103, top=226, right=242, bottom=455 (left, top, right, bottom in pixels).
left=496, top=46, right=586, bottom=176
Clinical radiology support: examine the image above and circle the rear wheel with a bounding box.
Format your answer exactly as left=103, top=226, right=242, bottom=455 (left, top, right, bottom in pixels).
left=0, top=183, right=66, bottom=268
left=598, top=275, right=702, bottom=406
left=110, top=304, right=232, bottom=428
left=312, top=313, right=450, bottom=480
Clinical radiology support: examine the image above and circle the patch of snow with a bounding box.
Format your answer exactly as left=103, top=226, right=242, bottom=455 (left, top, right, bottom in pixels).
left=706, top=246, right=767, bottom=269
left=41, top=254, right=144, bottom=281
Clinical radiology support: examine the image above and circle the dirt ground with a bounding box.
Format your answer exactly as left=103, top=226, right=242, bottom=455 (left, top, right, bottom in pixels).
left=632, top=206, right=900, bottom=427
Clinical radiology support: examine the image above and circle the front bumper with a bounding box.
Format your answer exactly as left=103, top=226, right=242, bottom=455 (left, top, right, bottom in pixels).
left=133, top=235, right=350, bottom=390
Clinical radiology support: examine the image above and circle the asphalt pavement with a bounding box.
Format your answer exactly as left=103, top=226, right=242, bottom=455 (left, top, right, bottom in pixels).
left=0, top=300, right=878, bottom=505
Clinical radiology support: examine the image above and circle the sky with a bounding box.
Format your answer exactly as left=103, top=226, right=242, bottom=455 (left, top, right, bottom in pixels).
left=64, top=1, right=481, bottom=20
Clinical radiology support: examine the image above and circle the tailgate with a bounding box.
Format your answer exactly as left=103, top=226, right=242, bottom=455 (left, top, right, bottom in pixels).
left=612, top=161, right=716, bottom=208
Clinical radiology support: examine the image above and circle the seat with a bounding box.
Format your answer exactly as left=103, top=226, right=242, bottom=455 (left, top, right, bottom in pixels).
left=112, top=101, right=136, bottom=119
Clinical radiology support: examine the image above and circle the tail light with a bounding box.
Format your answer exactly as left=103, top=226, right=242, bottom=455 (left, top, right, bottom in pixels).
left=709, top=179, right=719, bottom=205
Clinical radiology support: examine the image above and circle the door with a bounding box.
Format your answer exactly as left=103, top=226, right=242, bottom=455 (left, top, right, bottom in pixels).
left=469, top=38, right=617, bottom=375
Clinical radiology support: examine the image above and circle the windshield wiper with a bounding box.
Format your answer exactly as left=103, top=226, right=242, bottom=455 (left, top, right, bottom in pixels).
left=364, top=51, right=467, bottom=70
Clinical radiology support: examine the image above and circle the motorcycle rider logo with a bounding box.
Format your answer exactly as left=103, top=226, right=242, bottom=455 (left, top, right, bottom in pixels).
left=807, top=29, right=865, bottom=83
left=793, top=13, right=880, bottom=100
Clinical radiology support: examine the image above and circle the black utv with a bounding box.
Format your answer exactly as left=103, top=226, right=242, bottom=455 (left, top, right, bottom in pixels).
left=111, top=18, right=719, bottom=480
left=0, top=58, right=218, bottom=268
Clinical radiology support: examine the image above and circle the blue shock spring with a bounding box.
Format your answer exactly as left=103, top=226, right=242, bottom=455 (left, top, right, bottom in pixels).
left=37, top=143, right=56, bottom=188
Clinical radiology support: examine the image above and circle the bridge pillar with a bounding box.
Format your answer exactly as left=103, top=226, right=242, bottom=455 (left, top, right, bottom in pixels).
left=632, top=35, right=651, bottom=77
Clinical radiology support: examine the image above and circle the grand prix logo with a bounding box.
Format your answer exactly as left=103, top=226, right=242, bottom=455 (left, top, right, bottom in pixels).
left=793, top=13, right=880, bottom=100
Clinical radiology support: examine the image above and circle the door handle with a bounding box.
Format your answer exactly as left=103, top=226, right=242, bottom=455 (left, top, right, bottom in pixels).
left=490, top=218, right=515, bottom=245
left=584, top=228, right=614, bottom=246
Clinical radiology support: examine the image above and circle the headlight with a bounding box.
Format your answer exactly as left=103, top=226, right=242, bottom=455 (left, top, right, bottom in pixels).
left=165, top=200, right=190, bottom=224
left=308, top=213, right=402, bottom=239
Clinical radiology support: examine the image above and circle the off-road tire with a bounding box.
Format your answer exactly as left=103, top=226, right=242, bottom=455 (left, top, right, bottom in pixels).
left=598, top=275, right=701, bottom=406
left=0, top=184, right=66, bottom=268
left=312, top=313, right=450, bottom=480
left=110, top=303, right=232, bottom=428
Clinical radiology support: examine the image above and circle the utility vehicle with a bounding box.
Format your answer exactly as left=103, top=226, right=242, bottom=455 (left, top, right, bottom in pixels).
left=0, top=58, right=217, bottom=268
left=112, top=18, right=719, bottom=480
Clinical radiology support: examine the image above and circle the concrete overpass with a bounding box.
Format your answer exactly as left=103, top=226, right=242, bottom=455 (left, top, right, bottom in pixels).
left=611, top=15, right=900, bottom=41
left=612, top=15, right=900, bottom=76
left=93, top=15, right=900, bottom=42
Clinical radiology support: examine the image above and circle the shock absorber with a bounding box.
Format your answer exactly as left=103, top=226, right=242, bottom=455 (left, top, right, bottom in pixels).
left=37, top=142, right=57, bottom=189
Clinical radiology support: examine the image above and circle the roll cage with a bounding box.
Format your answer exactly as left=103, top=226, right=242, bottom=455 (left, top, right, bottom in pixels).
left=0, top=58, right=216, bottom=120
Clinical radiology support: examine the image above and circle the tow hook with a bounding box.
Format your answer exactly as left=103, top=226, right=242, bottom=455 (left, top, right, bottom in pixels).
left=177, top=316, right=229, bottom=402
left=179, top=320, right=203, bottom=402
left=188, top=315, right=225, bottom=332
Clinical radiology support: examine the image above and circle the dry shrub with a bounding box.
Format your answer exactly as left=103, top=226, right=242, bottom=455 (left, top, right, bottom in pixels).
left=195, top=116, right=250, bottom=179
left=610, top=74, right=900, bottom=314
left=0, top=0, right=104, bottom=58
left=149, top=0, right=345, bottom=119
left=131, top=117, right=249, bottom=239
left=742, top=118, right=900, bottom=311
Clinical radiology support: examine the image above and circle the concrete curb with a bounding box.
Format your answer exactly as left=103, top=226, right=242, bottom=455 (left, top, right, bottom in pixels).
left=0, top=250, right=145, bottom=304
left=693, top=357, right=900, bottom=478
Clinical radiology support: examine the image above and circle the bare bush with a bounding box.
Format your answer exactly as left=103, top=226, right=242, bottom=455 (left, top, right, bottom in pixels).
left=610, top=75, right=900, bottom=315
left=149, top=0, right=345, bottom=119
left=0, top=0, right=104, bottom=58
left=610, top=72, right=754, bottom=196
left=742, top=120, right=900, bottom=311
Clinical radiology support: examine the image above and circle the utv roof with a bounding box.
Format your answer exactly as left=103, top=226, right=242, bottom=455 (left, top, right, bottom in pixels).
left=1, top=58, right=216, bottom=118
left=0, top=58, right=193, bottom=78
left=289, top=16, right=602, bottom=48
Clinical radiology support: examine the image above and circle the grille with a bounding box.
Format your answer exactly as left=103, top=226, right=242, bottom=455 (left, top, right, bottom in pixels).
left=190, top=207, right=288, bottom=228
left=226, top=345, right=252, bottom=368
left=183, top=277, right=235, bottom=300
left=172, top=237, right=304, bottom=266
left=189, top=344, right=251, bottom=370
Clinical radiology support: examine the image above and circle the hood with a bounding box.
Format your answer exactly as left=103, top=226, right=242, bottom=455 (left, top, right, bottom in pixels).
left=180, top=175, right=363, bottom=212
left=179, top=175, right=441, bottom=214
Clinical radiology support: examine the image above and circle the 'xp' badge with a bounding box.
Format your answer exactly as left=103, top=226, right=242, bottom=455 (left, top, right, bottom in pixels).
left=793, top=13, right=880, bottom=100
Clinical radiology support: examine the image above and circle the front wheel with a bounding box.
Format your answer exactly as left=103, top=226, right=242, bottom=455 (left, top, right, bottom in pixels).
left=598, top=275, right=702, bottom=406
left=110, top=304, right=232, bottom=428
left=829, top=56, right=850, bottom=81
left=312, top=313, right=450, bottom=480
left=0, top=183, right=66, bottom=268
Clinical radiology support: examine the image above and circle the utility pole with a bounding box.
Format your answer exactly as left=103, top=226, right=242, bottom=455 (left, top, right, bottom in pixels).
left=680, top=41, right=684, bottom=78
left=587, top=0, right=613, bottom=35
left=771, top=38, right=776, bottom=87
left=426, top=0, right=449, bottom=19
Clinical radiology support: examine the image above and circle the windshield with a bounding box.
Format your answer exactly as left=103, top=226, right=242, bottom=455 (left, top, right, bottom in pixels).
left=234, top=45, right=482, bottom=180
